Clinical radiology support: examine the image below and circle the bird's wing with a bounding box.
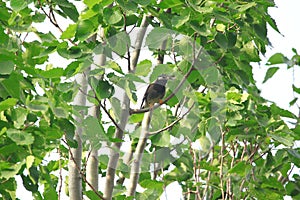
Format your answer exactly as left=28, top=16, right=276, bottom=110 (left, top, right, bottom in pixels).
left=140, top=84, right=150, bottom=109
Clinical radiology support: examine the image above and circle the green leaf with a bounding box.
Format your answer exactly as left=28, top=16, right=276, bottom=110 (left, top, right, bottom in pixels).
left=110, top=97, right=121, bottom=122
left=10, top=0, right=28, bottom=11
left=55, top=118, right=76, bottom=147
left=151, top=131, right=170, bottom=147
left=146, top=28, right=174, bottom=50
left=267, top=53, right=288, bottom=65
left=95, top=80, right=115, bottom=100
left=261, top=177, right=284, bottom=190
left=151, top=109, right=167, bottom=131
left=84, top=190, right=104, bottom=200
left=27, top=102, right=48, bottom=112
left=108, top=32, right=130, bottom=56
left=0, top=98, right=18, bottom=112
left=0, top=161, right=25, bottom=179
left=6, top=129, right=34, bottom=145
left=289, top=97, right=298, bottom=106
left=269, top=133, right=294, bottom=147
left=150, top=64, right=174, bottom=82
left=216, top=24, right=226, bottom=32
left=83, top=116, right=108, bottom=147
left=253, top=23, right=267, bottom=41
left=1, top=73, right=21, bottom=99
left=57, top=42, right=82, bottom=59
left=197, top=136, right=211, bottom=153
left=53, top=0, right=79, bottom=22
left=199, top=161, right=219, bottom=171
left=228, top=161, right=251, bottom=176
left=64, top=61, right=80, bottom=77
left=125, top=74, right=145, bottom=83
left=39, top=68, right=64, bottom=78
left=52, top=107, right=68, bottom=118
left=190, top=21, right=211, bottom=36
left=26, top=155, right=35, bottom=169
left=207, top=117, right=221, bottom=144
left=172, top=13, right=190, bottom=28
left=177, top=37, right=193, bottom=59
left=106, top=61, right=124, bottom=74
left=43, top=186, right=58, bottom=200
left=128, top=113, right=144, bottom=123
left=270, top=104, right=297, bottom=119
left=202, top=67, right=219, bottom=85
left=263, top=67, right=279, bottom=83
left=103, top=7, right=123, bottom=25
left=158, top=0, right=183, bottom=9
left=234, top=2, right=256, bottom=12
left=136, top=60, right=152, bottom=77
left=11, top=107, right=27, bottom=129
left=61, top=24, right=77, bottom=39
left=124, top=80, right=137, bottom=103
left=265, top=14, right=280, bottom=33
left=0, top=61, right=14, bottom=74
left=75, top=19, right=96, bottom=41
left=140, top=179, right=164, bottom=189
left=292, top=85, right=300, bottom=94
left=215, top=32, right=228, bottom=49
left=0, top=27, right=9, bottom=45
left=84, top=0, right=102, bottom=8
left=133, top=0, right=151, bottom=6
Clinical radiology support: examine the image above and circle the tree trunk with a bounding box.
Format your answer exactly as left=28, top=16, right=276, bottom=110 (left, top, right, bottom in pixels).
left=69, top=71, right=89, bottom=200
left=127, top=110, right=152, bottom=196
left=103, top=15, right=149, bottom=200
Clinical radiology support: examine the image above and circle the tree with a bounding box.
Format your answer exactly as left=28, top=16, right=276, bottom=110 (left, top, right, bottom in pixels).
left=0, top=0, right=300, bottom=199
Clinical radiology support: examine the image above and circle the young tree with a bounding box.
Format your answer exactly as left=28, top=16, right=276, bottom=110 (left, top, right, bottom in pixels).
left=0, top=0, right=299, bottom=199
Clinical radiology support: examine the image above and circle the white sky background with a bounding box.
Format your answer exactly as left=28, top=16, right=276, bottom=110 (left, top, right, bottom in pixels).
left=15, top=0, right=300, bottom=199
left=253, top=0, right=300, bottom=113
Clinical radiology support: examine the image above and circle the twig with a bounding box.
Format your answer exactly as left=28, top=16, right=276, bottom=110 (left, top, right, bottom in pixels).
left=99, top=101, right=123, bottom=130
left=149, top=103, right=195, bottom=135
left=78, top=81, right=123, bottom=131
left=83, top=149, right=93, bottom=173
left=252, top=145, right=273, bottom=162
left=37, top=0, right=77, bottom=46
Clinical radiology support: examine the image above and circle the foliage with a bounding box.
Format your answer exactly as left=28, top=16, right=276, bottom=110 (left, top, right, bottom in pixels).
left=0, top=0, right=299, bottom=199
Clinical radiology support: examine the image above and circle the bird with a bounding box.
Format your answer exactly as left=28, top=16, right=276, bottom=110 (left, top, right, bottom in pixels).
left=140, top=74, right=174, bottom=109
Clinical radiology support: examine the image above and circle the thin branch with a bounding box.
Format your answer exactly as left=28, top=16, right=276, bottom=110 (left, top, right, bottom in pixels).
left=99, top=101, right=123, bottom=130
left=149, top=103, right=195, bottom=135
left=37, top=0, right=77, bottom=46
left=78, top=80, right=123, bottom=131
left=252, top=145, right=274, bottom=162
left=83, top=149, right=92, bottom=173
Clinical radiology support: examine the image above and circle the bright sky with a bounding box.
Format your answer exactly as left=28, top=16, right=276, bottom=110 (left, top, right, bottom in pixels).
left=253, top=0, right=300, bottom=114
left=15, top=0, right=300, bottom=199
